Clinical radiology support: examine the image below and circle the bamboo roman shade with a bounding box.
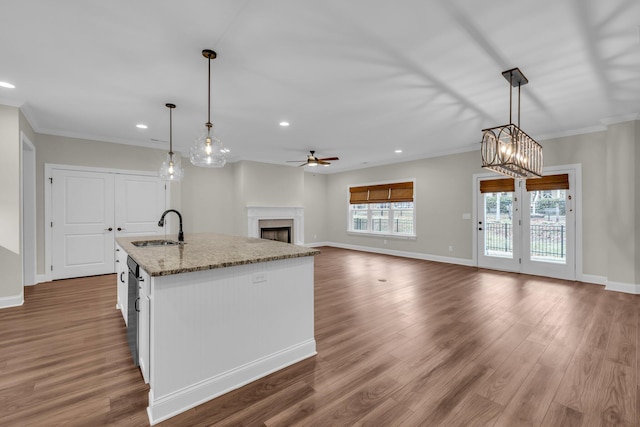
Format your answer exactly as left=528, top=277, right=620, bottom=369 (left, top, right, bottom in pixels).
left=479, top=178, right=515, bottom=193
left=525, top=174, right=569, bottom=191
left=480, top=174, right=569, bottom=193
left=349, top=182, right=414, bottom=204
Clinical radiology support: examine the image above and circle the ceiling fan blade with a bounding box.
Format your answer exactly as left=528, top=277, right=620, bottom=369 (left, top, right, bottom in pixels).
left=318, top=160, right=331, bottom=165
left=298, top=163, right=307, bottom=167
left=318, top=157, right=339, bottom=161
left=286, top=160, right=306, bottom=163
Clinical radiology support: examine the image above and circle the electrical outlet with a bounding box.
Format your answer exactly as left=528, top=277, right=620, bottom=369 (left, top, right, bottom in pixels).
left=252, top=272, right=267, bottom=283
left=383, top=239, right=388, bottom=244
left=448, top=245, right=453, bottom=252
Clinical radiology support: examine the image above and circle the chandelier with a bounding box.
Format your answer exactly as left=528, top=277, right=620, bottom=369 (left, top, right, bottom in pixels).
left=481, top=68, right=542, bottom=178
left=190, top=49, right=228, bottom=167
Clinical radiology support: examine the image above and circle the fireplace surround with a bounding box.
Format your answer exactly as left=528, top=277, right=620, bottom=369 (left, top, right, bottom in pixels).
left=247, top=206, right=304, bottom=245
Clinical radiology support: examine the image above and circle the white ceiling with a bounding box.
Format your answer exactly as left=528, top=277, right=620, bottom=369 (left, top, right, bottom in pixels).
left=1, top=0, right=639, bottom=173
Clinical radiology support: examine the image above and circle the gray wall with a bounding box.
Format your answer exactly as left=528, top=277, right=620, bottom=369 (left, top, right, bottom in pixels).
left=303, top=172, right=328, bottom=244
left=636, top=121, right=640, bottom=283
left=0, top=105, right=22, bottom=301
left=325, top=152, right=483, bottom=259
left=180, top=161, right=236, bottom=235
left=604, top=121, right=637, bottom=285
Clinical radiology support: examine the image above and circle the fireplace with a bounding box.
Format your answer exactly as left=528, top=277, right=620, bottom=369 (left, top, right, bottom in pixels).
left=247, top=206, right=304, bottom=245
left=259, top=219, right=293, bottom=243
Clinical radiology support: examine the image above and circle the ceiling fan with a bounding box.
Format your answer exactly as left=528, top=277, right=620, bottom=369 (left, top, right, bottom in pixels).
left=287, top=150, right=339, bottom=167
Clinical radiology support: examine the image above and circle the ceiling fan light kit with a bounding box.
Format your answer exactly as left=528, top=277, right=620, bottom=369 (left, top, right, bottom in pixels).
left=159, top=103, right=184, bottom=182
left=190, top=49, right=228, bottom=168
left=287, top=150, right=339, bottom=167
left=480, top=67, right=543, bottom=179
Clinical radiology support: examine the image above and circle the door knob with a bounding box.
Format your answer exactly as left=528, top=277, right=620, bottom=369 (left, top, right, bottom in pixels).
left=105, top=227, right=113, bottom=232
left=478, top=227, right=483, bottom=231
left=117, top=227, right=125, bottom=231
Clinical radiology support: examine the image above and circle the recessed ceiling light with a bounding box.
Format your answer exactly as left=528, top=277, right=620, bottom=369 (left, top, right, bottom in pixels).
left=279, top=121, right=290, bottom=127
left=136, top=124, right=148, bottom=129
left=395, top=149, right=403, bottom=153
left=221, top=148, right=231, bottom=153
left=0, top=81, right=15, bottom=89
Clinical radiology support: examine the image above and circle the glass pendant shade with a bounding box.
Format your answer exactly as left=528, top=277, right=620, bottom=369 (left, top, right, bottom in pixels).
left=190, top=49, right=228, bottom=168
left=159, top=103, right=184, bottom=182
left=189, top=124, right=227, bottom=167
left=159, top=151, right=184, bottom=181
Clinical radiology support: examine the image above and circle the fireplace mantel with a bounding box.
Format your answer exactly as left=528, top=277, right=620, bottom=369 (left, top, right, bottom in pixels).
left=247, top=206, right=304, bottom=245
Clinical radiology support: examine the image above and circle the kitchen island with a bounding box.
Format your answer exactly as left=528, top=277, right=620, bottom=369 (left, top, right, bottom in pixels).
left=116, top=233, right=319, bottom=425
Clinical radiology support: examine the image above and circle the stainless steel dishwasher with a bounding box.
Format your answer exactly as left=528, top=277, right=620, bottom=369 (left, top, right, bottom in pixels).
left=126, top=256, right=140, bottom=367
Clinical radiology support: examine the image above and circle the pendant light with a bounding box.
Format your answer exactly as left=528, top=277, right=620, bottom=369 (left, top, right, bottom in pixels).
left=159, top=103, right=184, bottom=181
left=480, top=67, right=543, bottom=179
left=190, top=49, right=227, bottom=167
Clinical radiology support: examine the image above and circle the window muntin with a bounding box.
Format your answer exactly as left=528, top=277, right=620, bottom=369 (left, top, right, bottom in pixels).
left=349, top=201, right=415, bottom=237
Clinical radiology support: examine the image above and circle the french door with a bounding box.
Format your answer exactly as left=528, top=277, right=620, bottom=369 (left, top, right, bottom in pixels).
left=477, top=169, right=576, bottom=280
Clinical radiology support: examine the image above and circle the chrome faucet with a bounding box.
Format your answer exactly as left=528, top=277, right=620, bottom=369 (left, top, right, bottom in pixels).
left=158, top=209, right=184, bottom=242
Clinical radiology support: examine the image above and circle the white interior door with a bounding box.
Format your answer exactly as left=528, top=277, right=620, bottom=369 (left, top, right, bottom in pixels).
left=52, top=169, right=115, bottom=279
left=51, top=168, right=167, bottom=280
left=114, top=174, right=166, bottom=238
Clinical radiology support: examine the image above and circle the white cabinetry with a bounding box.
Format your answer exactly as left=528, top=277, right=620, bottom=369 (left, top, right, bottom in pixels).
left=115, top=244, right=151, bottom=383
left=138, top=267, right=151, bottom=384
left=115, top=243, right=128, bottom=324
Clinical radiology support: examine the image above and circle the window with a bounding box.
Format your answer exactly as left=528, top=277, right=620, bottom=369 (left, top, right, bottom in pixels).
left=348, top=181, right=415, bottom=237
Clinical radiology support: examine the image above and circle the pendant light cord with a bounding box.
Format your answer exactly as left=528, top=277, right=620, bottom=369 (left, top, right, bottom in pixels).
left=518, top=83, right=521, bottom=128
left=207, top=55, right=212, bottom=130
left=169, top=106, right=173, bottom=155
left=509, top=70, right=513, bottom=125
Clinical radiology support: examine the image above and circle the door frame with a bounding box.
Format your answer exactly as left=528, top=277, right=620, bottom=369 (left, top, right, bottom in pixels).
left=21, top=132, right=36, bottom=286
left=44, top=164, right=169, bottom=282
left=472, top=164, right=583, bottom=280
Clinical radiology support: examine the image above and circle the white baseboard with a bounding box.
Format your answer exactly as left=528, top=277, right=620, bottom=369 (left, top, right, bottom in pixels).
left=147, top=339, right=316, bottom=425
left=0, top=293, right=24, bottom=309
left=25, top=274, right=48, bottom=286
left=305, top=241, right=330, bottom=248
left=321, top=242, right=475, bottom=267
left=605, top=280, right=640, bottom=295
left=579, top=274, right=607, bottom=286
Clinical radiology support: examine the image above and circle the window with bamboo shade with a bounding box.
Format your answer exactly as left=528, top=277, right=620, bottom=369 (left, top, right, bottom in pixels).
left=349, top=181, right=415, bottom=237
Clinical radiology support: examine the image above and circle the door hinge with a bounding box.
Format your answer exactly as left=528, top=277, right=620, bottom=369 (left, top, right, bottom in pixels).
left=519, top=258, right=522, bottom=264
left=50, top=265, right=53, bottom=271
left=49, top=177, right=53, bottom=184
left=50, top=221, right=53, bottom=227
left=519, top=219, right=521, bottom=226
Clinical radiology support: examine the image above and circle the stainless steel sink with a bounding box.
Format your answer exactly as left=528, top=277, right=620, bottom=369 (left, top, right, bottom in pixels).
left=131, top=239, right=180, bottom=247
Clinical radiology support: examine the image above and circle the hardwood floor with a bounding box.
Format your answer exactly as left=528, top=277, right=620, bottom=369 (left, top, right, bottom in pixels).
left=0, top=247, right=637, bottom=426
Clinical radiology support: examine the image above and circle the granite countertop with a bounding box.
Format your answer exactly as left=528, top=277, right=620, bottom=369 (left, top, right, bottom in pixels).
left=117, top=232, right=320, bottom=277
